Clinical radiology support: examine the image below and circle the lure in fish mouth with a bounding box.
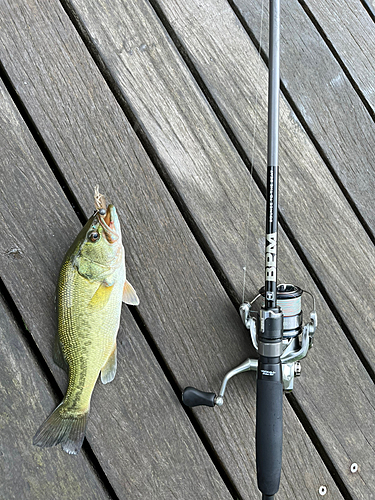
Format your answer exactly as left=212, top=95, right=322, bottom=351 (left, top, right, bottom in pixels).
left=33, top=187, right=139, bottom=454
left=93, top=185, right=121, bottom=245
left=98, top=205, right=120, bottom=244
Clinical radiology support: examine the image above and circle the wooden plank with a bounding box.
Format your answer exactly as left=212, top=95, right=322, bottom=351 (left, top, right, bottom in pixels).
left=91, top=4, right=375, bottom=496
left=9, top=0, right=372, bottom=497
left=231, top=0, right=375, bottom=236
left=0, top=83, right=233, bottom=500
left=145, top=0, right=375, bottom=356
left=0, top=294, right=111, bottom=500
left=302, top=0, right=375, bottom=110
left=365, top=0, right=375, bottom=15
left=0, top=2, right=344, bottom=498
left=61, top=0, right=375, bottom=385
left=60, top=0, right=375, bottom=462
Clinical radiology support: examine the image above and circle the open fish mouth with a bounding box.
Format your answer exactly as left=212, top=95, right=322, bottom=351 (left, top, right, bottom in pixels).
left=94, top=186, right=120, bottom=244
left=98, top=205, right=120, bottom=244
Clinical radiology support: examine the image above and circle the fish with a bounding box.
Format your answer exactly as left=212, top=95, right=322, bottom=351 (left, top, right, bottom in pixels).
left=33, top=187, right=139, bottom=454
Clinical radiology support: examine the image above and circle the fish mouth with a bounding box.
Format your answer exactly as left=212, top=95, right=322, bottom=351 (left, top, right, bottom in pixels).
left=98, top=205, right=120, bottom=243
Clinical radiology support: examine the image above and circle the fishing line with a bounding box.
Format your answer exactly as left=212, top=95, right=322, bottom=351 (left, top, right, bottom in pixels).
left=242, top=0, right=266, bottom=303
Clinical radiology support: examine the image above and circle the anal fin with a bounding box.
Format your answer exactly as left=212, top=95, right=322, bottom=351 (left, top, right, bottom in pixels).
left=101, top=345, right=117, bottom=384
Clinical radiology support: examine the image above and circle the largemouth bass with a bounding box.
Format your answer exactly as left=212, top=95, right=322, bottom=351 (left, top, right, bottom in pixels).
left=33, top=188, right=139, bottom=454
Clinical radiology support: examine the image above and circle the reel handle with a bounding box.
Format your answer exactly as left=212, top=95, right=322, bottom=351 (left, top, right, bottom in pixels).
left=182, top=387, right=216, bottom=407
left=256, top=357, right=283, bottom=496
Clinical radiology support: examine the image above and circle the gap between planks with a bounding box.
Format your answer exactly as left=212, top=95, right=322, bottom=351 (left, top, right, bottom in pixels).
left=359, top=0, right=375, bottom=21
left=130, top=0, right=375, bottom=393
left=0, top=61, right=86, bottom=226
left=0, top=60, right=241, bottom=497
left=129, top=307, right=243, bottom=500
left=227, top=0, right=375, bottom=249
left=53, top=0, right=375, bottom=486
left=0, top=71, right=242, bottom=498
left=0, top=277, right=122, bottom=500
left=58, top=0, right=242, bottom=307
left=1, top=0, right=364, bottom=497
left=296, top=0, right=375, bottom=121
left=286, top=392, right=353, bottom=500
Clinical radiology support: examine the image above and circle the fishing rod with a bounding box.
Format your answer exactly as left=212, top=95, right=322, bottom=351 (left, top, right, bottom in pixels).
left=182, top=1, right=317, bottom=498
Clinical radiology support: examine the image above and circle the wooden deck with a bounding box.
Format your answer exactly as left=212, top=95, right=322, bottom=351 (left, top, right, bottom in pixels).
left=1, top=0, right=374, bottom=498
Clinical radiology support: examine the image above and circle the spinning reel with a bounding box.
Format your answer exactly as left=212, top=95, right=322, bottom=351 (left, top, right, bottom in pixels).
left=183, top=284, right=317, bottom=409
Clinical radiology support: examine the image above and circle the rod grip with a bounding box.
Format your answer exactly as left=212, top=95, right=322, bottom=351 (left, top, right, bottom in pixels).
left=256, top=361, right=283, bottom=496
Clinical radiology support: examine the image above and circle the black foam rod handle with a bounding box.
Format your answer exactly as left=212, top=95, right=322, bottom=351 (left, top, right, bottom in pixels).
left=182, top=387, right=216, bottom=407
left=256, top=368, right=283, bottom=496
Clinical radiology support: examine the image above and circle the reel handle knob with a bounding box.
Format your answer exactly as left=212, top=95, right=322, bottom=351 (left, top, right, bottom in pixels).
left=182, top=387, right=216, bottom=407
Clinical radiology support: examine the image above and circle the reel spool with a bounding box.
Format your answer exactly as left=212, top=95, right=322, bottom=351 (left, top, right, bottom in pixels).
left=263, top=284, right=303, bottom=338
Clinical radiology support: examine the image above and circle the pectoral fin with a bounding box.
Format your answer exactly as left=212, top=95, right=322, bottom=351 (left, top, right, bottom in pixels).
left=122, top=280, right=140, bottom=305
left=89, top=282, right=114, bottom=309
left=53, top=335, right=69, bottom=372
left=101, top=345, right=117, bottom=384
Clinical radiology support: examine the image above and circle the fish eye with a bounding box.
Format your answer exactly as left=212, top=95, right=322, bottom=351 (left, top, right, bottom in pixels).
left=98, top=208, right=106, bottom=216
left=89, top=231, right=100, bottom=242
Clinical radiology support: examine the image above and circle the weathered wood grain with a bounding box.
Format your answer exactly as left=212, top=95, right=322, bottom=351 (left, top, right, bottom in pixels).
left=11, top=0, right=372, bottom=497
left=0, top=2, right=345, bottom=498
left=145, top=0, right=375, bottom=364
left=365, top=0, right=375, bottom=15
left=50, top=2, right=374, bottom=497
left=302, top=0, right=375, bottom=109
left=0, top=295, right=111, bottom=500
left=0, top=82, right=233, bottom=500
left=63, top=0, right=375, bottom=383
left=231, top=0, right=375, bottom=235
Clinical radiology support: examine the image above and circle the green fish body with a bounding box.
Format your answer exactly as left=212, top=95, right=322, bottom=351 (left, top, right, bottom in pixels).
left=34, top=196, right=139, bottom=454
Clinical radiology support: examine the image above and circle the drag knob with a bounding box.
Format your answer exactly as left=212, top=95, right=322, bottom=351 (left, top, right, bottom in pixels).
left=182, top=387, right=216, bottom=407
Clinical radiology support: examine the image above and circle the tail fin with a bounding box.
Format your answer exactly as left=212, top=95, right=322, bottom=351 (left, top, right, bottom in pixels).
left=33, top=402, right=88, bottom=455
